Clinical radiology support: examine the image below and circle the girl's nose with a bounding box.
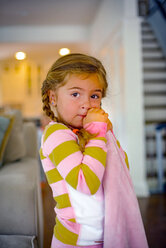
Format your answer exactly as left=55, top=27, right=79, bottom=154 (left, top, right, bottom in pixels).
left=81, top=98, right=91, bottom=110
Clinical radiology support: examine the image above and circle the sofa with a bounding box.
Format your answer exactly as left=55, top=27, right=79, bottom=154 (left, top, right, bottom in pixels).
left=0, top=109, right=43, bottom=248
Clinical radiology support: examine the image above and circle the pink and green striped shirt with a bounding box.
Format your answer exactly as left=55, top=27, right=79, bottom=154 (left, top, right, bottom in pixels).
left=40, top=121, right=107, bottom=246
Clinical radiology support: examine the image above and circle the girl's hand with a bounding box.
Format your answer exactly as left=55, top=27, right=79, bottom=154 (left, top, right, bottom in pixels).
left=83, top=108, right=109, bottom=127
left=107, top=118, right=113, bottom=132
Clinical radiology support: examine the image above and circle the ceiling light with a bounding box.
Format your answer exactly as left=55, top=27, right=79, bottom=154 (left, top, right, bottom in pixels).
left=59, top=48, right=70, bottom=56
left=15, top=51, right=26, bottom=60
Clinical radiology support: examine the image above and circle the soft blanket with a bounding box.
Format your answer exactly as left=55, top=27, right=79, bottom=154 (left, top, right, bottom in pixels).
left=103, top=131, right=149, bottom=248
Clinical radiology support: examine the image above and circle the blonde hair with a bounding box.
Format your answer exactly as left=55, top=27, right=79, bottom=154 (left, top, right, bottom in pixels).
left=41, top=53, right=108, bottom=150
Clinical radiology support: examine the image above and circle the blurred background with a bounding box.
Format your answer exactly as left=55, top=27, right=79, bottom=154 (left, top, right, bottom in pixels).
left=0, top=0, right=166, bottom=247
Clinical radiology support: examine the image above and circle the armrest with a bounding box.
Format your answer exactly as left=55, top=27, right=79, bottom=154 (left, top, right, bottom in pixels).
left=0, top=173, right=37, bottom=236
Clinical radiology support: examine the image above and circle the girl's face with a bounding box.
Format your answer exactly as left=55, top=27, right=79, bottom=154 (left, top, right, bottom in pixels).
left=50, top=73, right=103, bottom=128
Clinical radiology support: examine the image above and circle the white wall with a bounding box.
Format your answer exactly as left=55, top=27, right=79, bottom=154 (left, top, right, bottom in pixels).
left=90, top=0, right=124, bottom=53
left=123, top=18, right=149, bottom=196
left=90, top=0, right=149, bottom=196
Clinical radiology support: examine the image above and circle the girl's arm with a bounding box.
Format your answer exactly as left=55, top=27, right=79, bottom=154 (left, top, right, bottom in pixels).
left=40, top=120, right=107, bottom=195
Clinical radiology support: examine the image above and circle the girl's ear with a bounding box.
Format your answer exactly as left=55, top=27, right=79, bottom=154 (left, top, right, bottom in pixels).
left=48, top=90, right=57, bottom=106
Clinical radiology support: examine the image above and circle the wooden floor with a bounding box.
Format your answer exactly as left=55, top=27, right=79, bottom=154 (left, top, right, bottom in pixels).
left=41, top=181, right=55, bottom=248
left=41, top=181, right=166, bottom=248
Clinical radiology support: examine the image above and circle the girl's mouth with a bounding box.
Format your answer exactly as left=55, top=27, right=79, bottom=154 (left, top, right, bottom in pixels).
left=78, top=115, right=86, bottom=118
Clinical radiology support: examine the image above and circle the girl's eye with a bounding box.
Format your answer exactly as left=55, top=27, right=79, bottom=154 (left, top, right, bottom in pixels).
left=91, top=94, right=100, bottom=99
left=72, top=92, right=80, bottom=97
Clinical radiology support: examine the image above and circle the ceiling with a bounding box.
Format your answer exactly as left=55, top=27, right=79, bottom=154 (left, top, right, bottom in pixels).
left=0, top=0, right=102, bottom=61
left=0, top=0, right=101, bottom=26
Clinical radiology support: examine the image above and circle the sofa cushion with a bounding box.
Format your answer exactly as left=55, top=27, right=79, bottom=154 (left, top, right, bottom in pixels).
left=0, top=157, right=37, bottom=184
left=23, top=122, right=38, bottom=158
left=0, top=235, right=38, bottom=248
left=0, top=114, right=14, bottom=167
left=3, top=109, right=26, bottom=164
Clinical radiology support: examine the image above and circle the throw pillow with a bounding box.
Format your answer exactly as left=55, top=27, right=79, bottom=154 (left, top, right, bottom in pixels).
left=3, top=109, right=26, bottom=164
left=0, top=115, right=14, bottom=167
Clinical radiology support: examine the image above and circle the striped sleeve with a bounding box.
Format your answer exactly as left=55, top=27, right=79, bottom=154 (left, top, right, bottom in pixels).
left=41, top=122, right=107, bottom=195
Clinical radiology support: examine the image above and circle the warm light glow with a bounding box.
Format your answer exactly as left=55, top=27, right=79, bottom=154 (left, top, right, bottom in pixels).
left=15, top=51, right=26, bottom=60
left=59, top=48, right=70, bottom=56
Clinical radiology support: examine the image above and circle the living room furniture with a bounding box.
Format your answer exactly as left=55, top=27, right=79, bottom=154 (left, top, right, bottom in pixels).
left=0, top=109, right=43, bottom=248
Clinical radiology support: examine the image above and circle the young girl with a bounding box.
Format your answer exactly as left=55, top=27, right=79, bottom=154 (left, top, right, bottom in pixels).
left=40, top=53, right=111, bottom=248
left=40, top=53, right=148, bottom=248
